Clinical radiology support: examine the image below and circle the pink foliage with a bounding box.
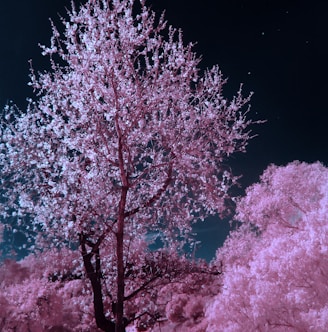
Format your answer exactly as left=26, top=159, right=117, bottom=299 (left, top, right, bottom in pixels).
left=206, top=161, right=328, bottom=331
left=165, top=293, right=206, bottom=326
left=236, top=161, right=328, bottom=232
left=153, top=259, right=221, bottom=332
left=0, top=249, right=95, bottom=331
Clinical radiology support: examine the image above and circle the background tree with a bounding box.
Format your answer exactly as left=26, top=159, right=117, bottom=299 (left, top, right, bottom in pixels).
left=205, top=161, right=328, bottom=331
left=0, top=0, right=253, bottom=330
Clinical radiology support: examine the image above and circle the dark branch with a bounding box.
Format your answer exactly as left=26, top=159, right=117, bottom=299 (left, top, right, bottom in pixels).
left=124, top=161, right=173, bottom=218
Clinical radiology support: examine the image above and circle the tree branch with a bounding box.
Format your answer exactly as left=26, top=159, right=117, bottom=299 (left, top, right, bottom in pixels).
left=124, top=274, right=161, bottom=302
left=124, top=161, right=173, bottom=218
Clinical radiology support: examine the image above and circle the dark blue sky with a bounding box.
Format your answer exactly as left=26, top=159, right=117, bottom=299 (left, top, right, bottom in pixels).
left=1, top=0, right=327, bottom=260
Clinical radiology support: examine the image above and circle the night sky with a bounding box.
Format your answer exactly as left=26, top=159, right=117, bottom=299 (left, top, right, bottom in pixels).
left=1, top=0, right=327, bottom=261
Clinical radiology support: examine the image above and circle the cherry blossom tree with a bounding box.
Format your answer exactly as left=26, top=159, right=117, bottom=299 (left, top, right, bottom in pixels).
left=0, top=0, right=253, bottom=330
left=205, top=161, right=328, bottom=331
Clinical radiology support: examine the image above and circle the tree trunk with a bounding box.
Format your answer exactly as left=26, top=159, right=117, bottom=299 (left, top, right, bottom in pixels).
left=80, top=236, right=116, bottom=332
left=116, top=230, right=125, bottom=332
